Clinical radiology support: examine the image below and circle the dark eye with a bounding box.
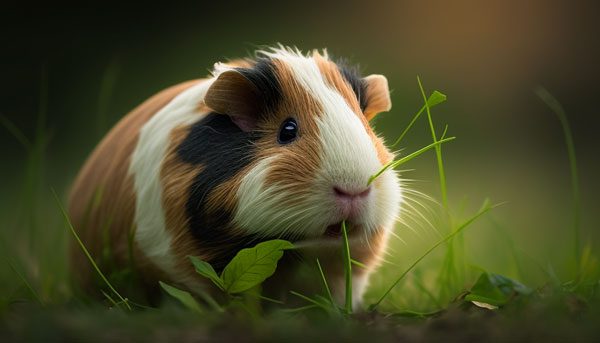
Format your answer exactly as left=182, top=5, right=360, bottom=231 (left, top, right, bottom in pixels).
left=277, top=118, right=298, bottom=144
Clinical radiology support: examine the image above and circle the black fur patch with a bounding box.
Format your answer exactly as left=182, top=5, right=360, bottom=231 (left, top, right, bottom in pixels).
left=178, top=113, right=260, bottom=252
left=335, top=59, right=368, bottom=112
left=236, top=58, right=282, bottom=115
left=177, top=59, right=284, bottom=270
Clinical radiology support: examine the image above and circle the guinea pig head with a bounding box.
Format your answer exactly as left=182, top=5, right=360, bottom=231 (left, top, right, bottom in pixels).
left=203, top=48, right=401, bottom=244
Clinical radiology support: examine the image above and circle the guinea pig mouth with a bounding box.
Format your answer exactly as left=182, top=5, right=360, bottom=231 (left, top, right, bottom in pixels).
left=324, top=223, right=342, bottom=237
left=324, top=222, right=351, bottom=238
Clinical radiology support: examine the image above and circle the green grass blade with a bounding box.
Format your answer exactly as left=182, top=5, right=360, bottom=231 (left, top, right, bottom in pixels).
left=289, top=291, right=331, bottom=312
left=368, top=137, right=456, bottom=186
left=52, top=189, right=131, bottom=311
left=341, top=221, right=352, bottom=314
left=96, top=57, right=120, bottom=138
left=257, top=294, right=285, bottom=305
left=0, top=115, right=32, bottom=150
left=351, top=259, right=367, bottom=269
left=391, top=105, right=427, bottom=148
left=6, top=258, right=43, bottom=305
left=418, top=76, right=448, bottom=210
left=391, top=90, right=447, bottom=147
left=534, top=86, right=581, bottom=263
left=316, top=258, right=336, bottom=308
left=100, top=289, right=118, bottom=307
left=281, top=304, right=320, bottom=313
left=369, top=199, right=500, bottom=311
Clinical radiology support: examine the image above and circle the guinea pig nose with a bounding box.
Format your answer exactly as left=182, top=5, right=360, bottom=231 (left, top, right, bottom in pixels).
left=333, top=186, right=371, bottom=199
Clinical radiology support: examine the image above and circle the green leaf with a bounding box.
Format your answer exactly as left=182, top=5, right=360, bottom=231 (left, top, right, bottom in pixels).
left=426, top=90, right=447, bottom=107
left=465, top=272, right=532, bottom=307
left=159, top=281, right=203, bottom=314
left=221, top=239, right=294, bottom=294
left=189, top=256, right=225, bottom=291
left=488, top=273, right=532, bottom=296
left=465, top=273, right=508, bottom=306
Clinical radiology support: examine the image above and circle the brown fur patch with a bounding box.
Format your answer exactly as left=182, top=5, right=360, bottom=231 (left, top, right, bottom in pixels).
left=68, top=79, right=201, bottom=294
left=257, top=58, right=324, bottom=194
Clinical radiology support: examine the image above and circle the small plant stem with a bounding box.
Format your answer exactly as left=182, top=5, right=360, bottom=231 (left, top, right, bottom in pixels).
left=316, top=258, right=336, bottom=307
left=52, top=189, right=131, bottom=311
left=368, top=137, right=456, bottom=186
left=7, top=258, right=43, bottom=305
left=392, top=104, right=427, bottom=147
left=418, top=76, right=448, bottom=211
left=534, top=87, right=581, bottom=264
left=290, top=291, right=330, bottom=312
left=341, top=221, right=353, bottom=314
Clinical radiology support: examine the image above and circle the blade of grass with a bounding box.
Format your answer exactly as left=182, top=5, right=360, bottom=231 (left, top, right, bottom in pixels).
left=412, top=269, right=443, bottom=308
left=316, top=258, right=336, bottom=308
left=341, top=221, right=352, bottom=314
left=0, top=115, right=32, bottom=150
left=534, top=86, right=581, bottom=263
left=391, top=90, right=447, bottom=147
left=391, top=105, right=426, bottom=148
left=6, top=258, right=43, bottom=305
left=257, top=294, right=285, bottom=305
left=100, top=289, right=118, bottom=308
left=52, top=189, right=131, bottom=311
left=96, top=57, right=120, bottom=138
left=289, top=291, right=332, bottom=312
left=369, top=199, right=500, bottom=311
left=417, top=76, right=448, bottom=210
left=281, top=304, right=320, bottom=313
left=368, top=137, right=456, bottom=185
left=351, top=259, right=367, bottom=269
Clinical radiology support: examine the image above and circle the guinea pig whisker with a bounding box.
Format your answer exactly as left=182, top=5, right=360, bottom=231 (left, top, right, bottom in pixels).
left=398, top=213, right=429, bottom=240
left=401, top=200, right=438, bottom=237
left=387, top=230, right=407, bottom=246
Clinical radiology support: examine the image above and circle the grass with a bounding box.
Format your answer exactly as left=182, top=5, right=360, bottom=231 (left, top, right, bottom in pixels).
left=534, top=86, right=582, bottom=265
left=0, top=76, right=598, bottom=340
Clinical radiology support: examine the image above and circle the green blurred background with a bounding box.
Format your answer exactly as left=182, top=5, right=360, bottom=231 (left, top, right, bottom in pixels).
left=1, top=1, right=599, bottom=307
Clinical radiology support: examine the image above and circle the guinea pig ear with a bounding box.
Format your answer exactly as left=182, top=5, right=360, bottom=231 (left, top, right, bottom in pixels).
left=363, top=74, right=392, bottom=120
left=204, top=69, right=260, bottom=132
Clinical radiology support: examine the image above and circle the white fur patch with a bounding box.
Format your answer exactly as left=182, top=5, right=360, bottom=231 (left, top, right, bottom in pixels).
left=129, top=80, right=213, bottom=283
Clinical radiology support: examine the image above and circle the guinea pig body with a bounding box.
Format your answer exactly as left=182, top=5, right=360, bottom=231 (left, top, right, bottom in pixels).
left=68, top=46, right=401, bottom=307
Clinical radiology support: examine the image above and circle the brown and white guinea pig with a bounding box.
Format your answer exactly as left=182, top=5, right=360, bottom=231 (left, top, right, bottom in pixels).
left=68, top=46, right=402, bottom=307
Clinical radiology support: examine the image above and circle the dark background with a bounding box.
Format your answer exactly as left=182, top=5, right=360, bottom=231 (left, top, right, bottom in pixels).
left=1, top=1, right=599, bottom=285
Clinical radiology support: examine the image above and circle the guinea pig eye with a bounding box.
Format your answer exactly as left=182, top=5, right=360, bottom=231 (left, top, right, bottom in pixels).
left=277, top=118, right=298, bottom=144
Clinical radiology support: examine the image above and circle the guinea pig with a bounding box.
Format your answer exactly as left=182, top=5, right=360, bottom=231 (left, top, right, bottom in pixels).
left=68, top=45, right=401, bottom=308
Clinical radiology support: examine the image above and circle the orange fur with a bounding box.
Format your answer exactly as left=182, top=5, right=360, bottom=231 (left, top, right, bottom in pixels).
left=259, top=59, right=323, bottom=193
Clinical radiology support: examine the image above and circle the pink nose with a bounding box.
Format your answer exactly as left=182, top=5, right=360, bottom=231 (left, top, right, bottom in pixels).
left=333, top=186, right=371, bottom=219
left=333, top=186, right=371, bottom=199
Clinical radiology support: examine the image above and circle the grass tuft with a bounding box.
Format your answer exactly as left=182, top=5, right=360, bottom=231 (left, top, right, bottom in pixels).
left=369, top=199, right=501, bottom=311
left=51, top=189, right=131, bottom=311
